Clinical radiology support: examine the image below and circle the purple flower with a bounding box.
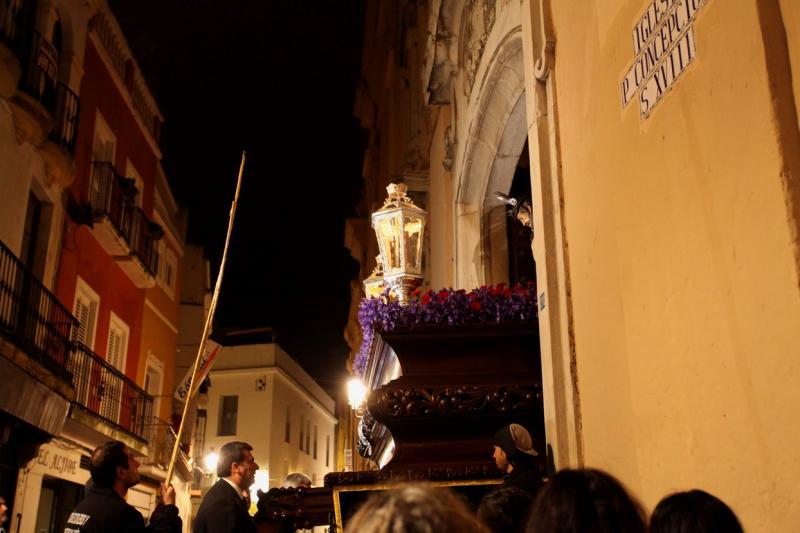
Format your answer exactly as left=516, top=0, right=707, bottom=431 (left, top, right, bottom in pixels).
left=353, top=284, right=537, bottom=375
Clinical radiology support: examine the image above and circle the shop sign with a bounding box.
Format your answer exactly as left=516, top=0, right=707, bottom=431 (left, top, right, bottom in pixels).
left=621, top=0, right=707, bottom=118
left=32, top=443, right=87, bottom=484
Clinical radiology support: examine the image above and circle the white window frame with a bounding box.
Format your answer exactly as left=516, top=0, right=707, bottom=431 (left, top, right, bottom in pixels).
left=73, top=277, right=100, bottom=350
left=100, top=312, right=129, bottom=423
left=144, top=353, right=165, bottom=418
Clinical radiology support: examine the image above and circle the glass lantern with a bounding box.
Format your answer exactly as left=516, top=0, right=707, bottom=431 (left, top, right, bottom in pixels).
left=370, top=183, right=427, bottom=304
left=363, top=256, right=385, bottom=299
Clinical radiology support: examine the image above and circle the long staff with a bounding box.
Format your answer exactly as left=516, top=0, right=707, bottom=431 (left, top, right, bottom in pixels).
left=165, top=151, right=246, bottom=484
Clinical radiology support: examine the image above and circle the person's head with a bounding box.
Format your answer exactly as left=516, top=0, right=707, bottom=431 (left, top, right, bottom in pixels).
left=282, top=472, right=311, bottom=489
left=347, top=483, right=488, bottom=533
left=527, top=468, right=646, bottom=533
left=478, top=486, right=534, bottom=533
left=650, top=489, right=744, bottom=533
left=89, top=441, right=140, bottom=493
left=217, top=441, right=258, bottom=489
left=493, top=424, right=538, bottom=473
left=0, top=495, right=8, bottom=525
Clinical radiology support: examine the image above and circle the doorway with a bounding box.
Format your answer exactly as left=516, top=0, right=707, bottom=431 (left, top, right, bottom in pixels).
left=33, top=476, right=83, bottom=533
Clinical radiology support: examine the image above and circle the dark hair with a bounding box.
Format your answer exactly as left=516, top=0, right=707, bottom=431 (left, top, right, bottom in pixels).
left=526, top=468, right=646, bottom=533
left=347, top=483, right=488, bottom=533
left=650, top=489, right=744, bottom=533
left=479, top=486, right=534, bottom=533
left=90, top=441, right=130, bottom=487
left=217, top=441, right=253, bottom=477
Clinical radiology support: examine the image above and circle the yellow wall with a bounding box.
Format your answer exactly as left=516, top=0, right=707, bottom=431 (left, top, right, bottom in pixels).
left=428, top=107, right=454, bottom=289
left=138, top=239, right=182, bottom=422
left=545, top=0, right=800, bottom=529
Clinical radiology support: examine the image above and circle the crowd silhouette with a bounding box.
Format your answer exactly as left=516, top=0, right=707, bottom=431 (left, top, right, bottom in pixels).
left=345, top=468, right=744, bottom=533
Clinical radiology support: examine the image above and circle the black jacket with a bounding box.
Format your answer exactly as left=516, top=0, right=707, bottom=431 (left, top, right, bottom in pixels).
left=194, top=479, right=257, bottom=533
left=64, top=483, right=181, bottom=533
left=504, top=461, right=544, bottom=497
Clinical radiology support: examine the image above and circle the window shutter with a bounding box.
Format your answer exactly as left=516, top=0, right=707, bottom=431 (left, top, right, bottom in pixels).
left=74, top=295, right=95, bottom=348
left=106, top=327, right=121, bottom=369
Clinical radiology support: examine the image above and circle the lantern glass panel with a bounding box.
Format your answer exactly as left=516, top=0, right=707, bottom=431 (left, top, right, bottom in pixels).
left=375, top=214, right=403, bottom=273
left=403, top=215, right=423, bottom=272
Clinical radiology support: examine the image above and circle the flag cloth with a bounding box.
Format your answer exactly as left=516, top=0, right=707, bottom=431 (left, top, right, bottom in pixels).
left=174, top=340, right=222, bottom=402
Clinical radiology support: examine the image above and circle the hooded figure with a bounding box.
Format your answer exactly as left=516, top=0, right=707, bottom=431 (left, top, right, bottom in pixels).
left=492, top=423, right=543, bottom=496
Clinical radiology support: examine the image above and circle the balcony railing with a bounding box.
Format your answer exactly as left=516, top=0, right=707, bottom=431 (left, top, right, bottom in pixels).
left=142, top=417, right=180, bottom=468
left=0, top=239, right=77, bottom=380
left=125, top=205, right=158, bottom=275
left=89, top=161, right=130, bottom=231
left=0, top=0, right=32, bottom=56
left=49, top=82, right=79, bottom=153
left=89, top=161, right=159, bottom=276
left=18, top=29, right=59, bottom=115
left=68, top=342, right=153, bottom=441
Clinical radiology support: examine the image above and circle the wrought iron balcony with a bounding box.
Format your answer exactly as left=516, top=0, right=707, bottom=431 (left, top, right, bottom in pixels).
left=0, top=239, right=77, bottom=381
left=17, top=29, right=58, bottom=115
left=68, top=342, right=153, bottom=441
left=142, top=417, right=177, bottom=468
left=0, top=0, right=30, bottom=53
left=49, top=82, right=79, bottom=154
left=124, top=204, right=159, bottom=276
left=89, top=162, right=160, bottom=286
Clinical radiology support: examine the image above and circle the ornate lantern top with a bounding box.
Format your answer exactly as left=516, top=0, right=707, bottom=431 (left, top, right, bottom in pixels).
left=378, top=183, right=421, bottom=210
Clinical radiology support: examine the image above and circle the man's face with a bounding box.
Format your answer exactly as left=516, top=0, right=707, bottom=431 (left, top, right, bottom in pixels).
left=120, top=447, right=141, bottom=488
left=233, top=449, right=258, bottom=489
left=0, top=496, right=8, bottom=525
left=493, top=445, right=509, bottom=472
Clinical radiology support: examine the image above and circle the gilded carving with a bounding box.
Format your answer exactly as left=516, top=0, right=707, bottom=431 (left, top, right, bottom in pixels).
left=371, top=384, right=542, bottom=418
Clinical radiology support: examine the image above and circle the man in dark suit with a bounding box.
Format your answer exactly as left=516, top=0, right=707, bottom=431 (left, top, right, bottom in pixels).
left=194, top=441, right=259, bottom=533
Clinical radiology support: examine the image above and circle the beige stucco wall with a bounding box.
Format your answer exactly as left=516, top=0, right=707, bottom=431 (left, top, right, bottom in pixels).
left=428, top=106, right=454, bottom=289
left=543, top=0, right=800, bottom=529
left=205, top=344, right=336, bottom=492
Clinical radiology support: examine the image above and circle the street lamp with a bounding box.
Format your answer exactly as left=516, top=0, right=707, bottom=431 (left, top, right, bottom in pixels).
left=347, top=377, right=367, bottom=416
left=203, top=450, right=218, bottom=473
left=370, top=183, right=427, bottom=304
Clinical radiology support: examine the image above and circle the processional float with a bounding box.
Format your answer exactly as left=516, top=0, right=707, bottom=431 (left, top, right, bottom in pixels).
left=253, top=183, right=545, bottom=531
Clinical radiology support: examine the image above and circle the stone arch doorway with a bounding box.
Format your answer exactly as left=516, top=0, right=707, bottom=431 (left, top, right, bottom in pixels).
left=451, top=2, right=582, bottom=471
left=454, top=27, right=529, bottom=290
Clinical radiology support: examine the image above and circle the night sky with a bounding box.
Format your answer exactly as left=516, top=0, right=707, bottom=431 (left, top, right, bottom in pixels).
left=109, top=1, right=367, bottom=390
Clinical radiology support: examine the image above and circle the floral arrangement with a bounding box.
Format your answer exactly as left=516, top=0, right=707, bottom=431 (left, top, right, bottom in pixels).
left=354, top=283, right=538, bottom=375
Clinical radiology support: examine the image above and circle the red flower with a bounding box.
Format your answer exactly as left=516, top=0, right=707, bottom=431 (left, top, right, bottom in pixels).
left=421, top=293, right=431, bottom=305
left=437, top=289, right=450, bottom=303
left=411, top=287, right=421, bottom=297
left=503, top=287, right=512, bottom=298
left=470, top=301, right=482, bottom=311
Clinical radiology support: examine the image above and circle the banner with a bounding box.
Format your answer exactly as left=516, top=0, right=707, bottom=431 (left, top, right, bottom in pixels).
left=174, top=340, right=222, bottom=402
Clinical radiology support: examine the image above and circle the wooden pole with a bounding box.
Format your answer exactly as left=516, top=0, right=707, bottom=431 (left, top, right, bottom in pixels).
left=165, top=151, right=246, bottom=485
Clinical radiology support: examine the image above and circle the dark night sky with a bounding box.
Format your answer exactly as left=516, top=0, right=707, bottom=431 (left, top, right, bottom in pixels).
left=109, top=1, right=367, bottom=390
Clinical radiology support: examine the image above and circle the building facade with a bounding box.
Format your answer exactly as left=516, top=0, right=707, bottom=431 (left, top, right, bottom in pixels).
left=0, top=1, right=191, bottom=531
left=0, top=0, right=87, bottom=524
left=346, top=0, right=800, bottom=530
left=201, top=342, right=337, bottom=506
